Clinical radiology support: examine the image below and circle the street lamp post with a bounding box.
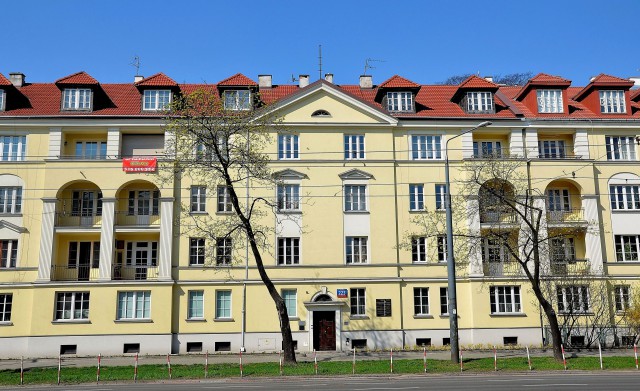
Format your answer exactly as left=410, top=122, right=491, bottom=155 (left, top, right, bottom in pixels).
left=445, top=121, right=491, bottom=363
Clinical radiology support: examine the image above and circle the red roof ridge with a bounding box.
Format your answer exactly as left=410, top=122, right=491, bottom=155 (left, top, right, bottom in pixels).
left=379, top=75, right=420, bottom=88
left=135, top=73, right=178, bottom=87
left=529, top=73, right=571, bottom=84
left=0, top=73, right=11, bottom=86
left=55, top=71, right=99, bottom=85
left=217, top=73, right=257, bottom=86
left=458, top=75, right=498, bottom=89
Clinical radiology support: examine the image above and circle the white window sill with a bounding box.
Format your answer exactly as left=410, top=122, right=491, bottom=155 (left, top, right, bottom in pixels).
left=185, top=318, right=207, bottom=322
left=277, top=210, right=302, bottom=214
left=0, top=213, right=22, bottom=217
left=216, top=211, right=234, bottom=215
left=345, top=262, right=370, bottom=266
left=413, top=314, right=434, bottom=319
left=490, top=312, right=526, bottom=317
left=214, top=318, right=234, bottom=322
left=114, top=319, right=153, bottom=323
left=288, top=317, right=300, bottom=321
left=0, top=321, right=13, bottom=326
left=349, top=315, right=369, bottom=320
left=189, top=211, right=208, bottom=215
left=408, top=209, right=426, bottom=213
left=52, top=319, right=91, bottom=324
left=343, top=210, right=370, bottom=214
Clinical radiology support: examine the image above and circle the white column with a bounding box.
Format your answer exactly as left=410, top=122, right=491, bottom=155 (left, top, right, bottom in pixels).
left=509, top=128, right=524, bottom=157
left=158, top=197, right=174, bottom=281
left=98, top=198, right=116, bottom=280
left=48, top=128, right=62, bottom=158
left=461, top=132, right=473, bottom=159
left=37, top=198, right=57, bottom=281
left=467, top=197, right=483, bottom=276
left=574, top=129, right=590, bottom=159
left=106, top=128, right=121, bottom=159
left=583, top=195, right=603, bottom=274
left=524, top=128, right=539, bottom=158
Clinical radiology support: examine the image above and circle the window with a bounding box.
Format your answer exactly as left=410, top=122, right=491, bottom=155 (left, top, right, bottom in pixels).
left=217, top=186, right=232, bottom=213
left=277, top=237, right=300, bottom=265
left=190, top=186, right=206, bottom=213
left=0, top=240, right=17, bottom=268
left=557, top=285, right=590, bottom=313
left=376, top=299, right=392, bottom=317
left=387, top=91, right=413, bottom=112
left=350, top=288, right=365, bottom=316
left=67, top=241, right=100, bottom=269
left=435, top=184, right=447, bottom=210
left=344, top=185, right=367, bottom=211
left=223, top=90, right=251, bottom=111
left=473, top=141, right=502, bottom=158
left=277, top=184, right=300, bottom=211
left=409, top=184, right=424, bottom=211
left=466, top=91, right=494, bottom=113
left=606, top=136, right=636, bottom=161
left=188, top=290, right=204, bottom=319
left=600, top=90, right=626, bottom=114
left=143, top=90, right=171, bottom=111
left=127, top=190, right=159, bottom=216
left=0, top=136, right=26, bottom=161
left=537, top=89, right=564, bottom=113
left=344, top=135, right=365, bottom=159
left=437, top=235, right=448, bottom=263
left=411, top=237, right=426, bottom=263
left=615, top=235, right=640, bottom=262
left=74, top=141, right=107, bottom=159
left=346, top=236, right=368, bottom=264
left=55, top=292, right=90, bottom=320
left=411, top=135, right=442, bottom=160
left=125, top=242, right=157, bottom=268
left=610, top=185, right=640, bottom=210
left=414, top=288, right=429, bottom=316
left=546, top=189, right=570, bottom=211
left=278, top=134, right=299, bottom=159
left=311, top=110, right=330, bottom=117
left=215, top=290, right=231, bottom=319
left=189, top=238, right=205, bottom=266
left=0, top=187, right=21, bottom=214
left=0, top=294, right=12, bottom=322
left=117, top=291, right=151, bottom=320
left=0, top=89, right=4, bottom=111
left=71, top=190, right=103, bottom=217
left=216, top=237, right=232, bottom=265
left=440, top=287, right=449, bottom=315
left=63, top=88, right=92, bottom=110
left=538, top=140, right=566, bottom=159
left=615, top=285, right=631, bottom=312
left=550, top=237, right=576, bottom=262
left=282, top=289, right=297, bottom=318
left=490, top=286, right=522, bottom=314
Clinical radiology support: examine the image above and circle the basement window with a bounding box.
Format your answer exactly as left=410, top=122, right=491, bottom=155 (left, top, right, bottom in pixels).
left=60, top=345, right=77, bottom=355
left=503, top=336, right=518, bottom=346
left=416, top=338, right=431, bottom=347
left=123, top=343, right=140, bottom=354
left=443, top=338, right=450, bottom=346
left=282, top=340, right=298, bottom=350
left=215, top=341, right=231, bottom=352
left=187, top=342, right=203, bottom=353
left=352, top=339, right=367, bottom=349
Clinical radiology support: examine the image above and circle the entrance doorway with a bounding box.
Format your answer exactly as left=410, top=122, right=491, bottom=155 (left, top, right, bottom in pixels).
left=313, top=311, right=336, bottom=351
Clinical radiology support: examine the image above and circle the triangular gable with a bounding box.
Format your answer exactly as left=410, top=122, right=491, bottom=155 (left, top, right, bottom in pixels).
left=514, top=73, right=572, bottom=100
left=573, top=73, right=635, bottom=101
left=339, top=168, right=374, bottom=180
left=55, top=71, right=99, bottom=85
left=0, top=220, right=27, bottom=233
left=273, top=169, right=308, bottom=180
left=458, top=75, right=498, bottom=90
left=135, top=72, right=178, bottom=87
left=217, top=73, right=258, bottom=87
left=379, top=75, right=420, bottom=88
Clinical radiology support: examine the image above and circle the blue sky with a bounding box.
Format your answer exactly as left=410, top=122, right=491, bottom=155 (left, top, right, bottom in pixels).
left=3, top=0, right=639, bottom=86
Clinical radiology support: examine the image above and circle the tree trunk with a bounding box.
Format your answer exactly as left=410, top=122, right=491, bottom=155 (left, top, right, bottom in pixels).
left=532, top=285, right=564, bottom=361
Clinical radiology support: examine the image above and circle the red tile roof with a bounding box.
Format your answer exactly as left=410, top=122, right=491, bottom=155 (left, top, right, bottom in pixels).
left=631, top=89, right=640, bottom=101
left=135, top=73, right=178, bottom=87
left=0, top=74, right=11, bottom=86
left=458, top=75, right=498, bottom=89
left=379, top=75, right=420, bottom=88
left=573, top=73, right=635, bottom=100
left=217, top=73, right=257, bottom=86
left=55, top=71, right=99, bottom=85
left=529, top=73, right=571, bottom=84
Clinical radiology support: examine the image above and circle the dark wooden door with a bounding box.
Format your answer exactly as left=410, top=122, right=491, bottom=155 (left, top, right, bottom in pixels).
left=319, top=318, right=336, bottom=350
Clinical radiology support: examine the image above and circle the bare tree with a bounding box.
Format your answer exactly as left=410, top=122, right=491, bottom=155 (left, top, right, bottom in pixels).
left=162, top=89, right=297, bottom=363
left=439, top=73, right=474, bottom=85
left=439, top=72, right=532, bottom=86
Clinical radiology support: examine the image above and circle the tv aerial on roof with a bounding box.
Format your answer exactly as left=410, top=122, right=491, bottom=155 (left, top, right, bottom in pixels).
left=130, top=55, right=142, bottom=77
left=363, top=58, right=385, bottom=76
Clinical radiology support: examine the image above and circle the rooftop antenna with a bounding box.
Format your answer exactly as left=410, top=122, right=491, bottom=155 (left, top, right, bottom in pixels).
left=130, top=55, right=142, bottom=77
left=318, top=44, right=322, bottom=80
left=290, top=74, right=298, bottom=83
left=363, top=58, right=385, bottom=76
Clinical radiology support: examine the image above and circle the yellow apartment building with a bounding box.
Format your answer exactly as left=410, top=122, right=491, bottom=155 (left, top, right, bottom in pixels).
left=0, top=70, right=639, bottom=357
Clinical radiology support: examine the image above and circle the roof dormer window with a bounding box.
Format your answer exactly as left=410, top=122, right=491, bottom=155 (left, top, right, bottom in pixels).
left=223, top=90, right=251, bottom=111
left=537, top=89, right=563, bottom=113
left=0, top=89, right=4, bottom=111
left=386, top=91, right=413, bottom=112
left=466, top=91, right=493, bottom=113
left=62, top=88, right=92, bottom=110
left=600, top=90, right=626, bottom=113
left=143, top=89, right=172, bottom=111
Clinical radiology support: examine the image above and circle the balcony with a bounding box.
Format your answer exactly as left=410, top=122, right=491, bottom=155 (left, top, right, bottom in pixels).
left=112, top=265, right=158, bottom=280
left=480, top=211, right=518, bottom=225
left=51, top=265, right=99, bottom=281
left=115, top=212, right=160, bottom=226
left=483, top=261, right=522, bottom=277
left=546, top=208, right=586, bottom=225
left=549, top=259, right=590, bottom=276
left=55, top=212, right=102, bottom=227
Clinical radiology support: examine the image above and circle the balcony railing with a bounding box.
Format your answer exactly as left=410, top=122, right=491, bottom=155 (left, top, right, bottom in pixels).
left=538, top=148, right=580, bottom=159
left=470, top=149, right=510, bottom=159
left=115, top=212, right=160, bottom=226
left=112, top=265, right=158, bottom=280
left=549, top=259, right=590, bottom=276
left=55, top=212, right=103, bottom=227
left=51, top=265, right=100, bottom=281
left=483, top=261, right=522, bottom=277
left=480, top=210, right=518, bottom=224
left=547, top=208, right=585, bottom=223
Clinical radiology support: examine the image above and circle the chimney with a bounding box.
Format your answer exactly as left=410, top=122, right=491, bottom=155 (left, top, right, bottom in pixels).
left=484, top=75, right=493, bottom=83
left=359, top=75, right=373, bottom=89
left=324, top=73, right=334, bottom=83
left=9, top=73, right=25, bottom=87
left=258, top=75, right=272, bottom=88
left=629, top=77, right=640, bottom=88
left=299, top=75, right=309, bottom=88
left=134, top=75, right=144, bottom=83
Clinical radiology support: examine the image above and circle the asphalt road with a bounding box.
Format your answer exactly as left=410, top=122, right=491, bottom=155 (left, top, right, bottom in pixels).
left=3, top=373, right=639, bottom=391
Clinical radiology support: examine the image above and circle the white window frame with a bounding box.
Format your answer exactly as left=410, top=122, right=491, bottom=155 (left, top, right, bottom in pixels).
left=282, top=289, right=297, bottom=318
left=615, top=235, right=640, bottom=262
left=344, top=135, right=365, bottom=160
left=0, top=89, right=5, bottom=111
left=472, top=140, right=503, bottom=158
left=386, top=91, right=413, bottom=112
left=346, top=236, right=368, bottom=264
left=0, top=136, right=26, bottom=161
left=62, top=88, right=92, bottom=110
left=489, top=286, right=522, bottom=314
left=538, top=140, right=566, bottom=159
left=278, top=134, right=299, bottom=160
left=437, top=235, right=448, bottom=263
left=546, top=188, right=571, bottom=211
left=482, top=238, right=510, bottom=263
left=216, top=237, right=232, bottom=265
left=411, top=237, right=426, bottom=263
left=126, top=190, right=159, bottom=216
left=614, top=285, right=631, bottom=313
left=414, top=287, right=429, bottom=316
left=550, top=237, right=576, bottom=262
left=409, top=184, right=424, bottom=211
left=143, top=90, right=172, bottom=111
left=216, top=186, right=233, bottom=213
left=125, top=241, right=158, bottom=266
left=277, top=237, right=300, bottom=265
left=0, top=240, right=18, bottom=268
left=350, top=288, right=366, bottom=316
left=75, top=141, right=107, bottom=159
left=223, top=90, right=251, bottom=111
left=71, top=190, right=102, bottom=217
left=67, top=241, right=100, bottom=269
left=55, top=291, right=90, bottom=320
left=190, top=186, right=206, bottom=213
left=215, top=290, right=232, bottom=319
left=557, top=285, right=590, bottom=313
left=440, top=287, right=449, bottom=315
left=606, top=136, right=636, bottom=161
left=344, top=184, right=367, bottom=212
left=600, top=90, right=626, bottom=114
left=537, top=89, right=564, bottom=113
left=435, top=184, right=447, bottom=210
left=610, top=184, right=640, bottom=210
left=189, top=237, right=205, bottom=266
left=117, top=291, right=151, bottom=320
left=277, top=184, right=300, bottom=211
left=0, top=293, right=11, bottom=322
left=0, top=187, right=21, bottom=214
left=187, top=290, right=204, bottom=319
left=411, top=135, right=442, bottom=160
left=466, top=91, right=494, bottom=113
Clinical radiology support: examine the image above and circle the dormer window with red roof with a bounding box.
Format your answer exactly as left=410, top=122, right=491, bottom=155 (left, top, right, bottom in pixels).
left=223, top=90, right=251, bottom=111
left=600, top=90, right=626, bottom=113
left=62, top=88, right=92, bottom=110
left=537, top=90, right=563, bottom=113
left=143, top=90, right=172, bottom=111
left=386, top=92, right=413, bottom=112
left=466, top=91, right=494, bottom=113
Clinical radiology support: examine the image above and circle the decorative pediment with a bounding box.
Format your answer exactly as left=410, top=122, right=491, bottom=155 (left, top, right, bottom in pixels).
left=339, top=169, right=374, bottom=180
left=273, top=169, right=308, bottom=180
left=0, top=220, right=27, bottom=233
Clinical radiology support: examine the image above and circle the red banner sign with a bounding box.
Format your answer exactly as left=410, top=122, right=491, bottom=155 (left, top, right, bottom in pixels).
left=122, top=157, right=157, bottom=172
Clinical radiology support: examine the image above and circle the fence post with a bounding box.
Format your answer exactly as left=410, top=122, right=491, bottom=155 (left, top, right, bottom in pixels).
left=314, top=349, right=318, bottom=375
left=205, top=350, right=209, bottom=378
left=423, top=347, right=427, bottom=373
left=635, top=344, right=639, bottom=370
left=561, top=344, right=567, bottom=371
left=239, top=349, right=243, bottom=377
left=526, top=346, right=532, bottom=371
left=598, top=341, right=603, bottom=370
left=57, top=354, right=61, bottom=385
left=459, top=349, right=463, bottom=372
left=279, top=350, right=283, bottom=376
left=493, top=346, right=497, bottom=371
left=352, top=347, right=356, bottom=375
left=390, top=348, right=393, bottom=374
left=134, top=353, right=138, bottom=383
left=96, top=354, right=101, bottom=383
left=167, top=354, right=172, bottom=379
left=20, top=356, right=23, bottom=386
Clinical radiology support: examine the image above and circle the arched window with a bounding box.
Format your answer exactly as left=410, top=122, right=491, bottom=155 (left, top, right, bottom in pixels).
left=311, top=110, right=331, bottom=117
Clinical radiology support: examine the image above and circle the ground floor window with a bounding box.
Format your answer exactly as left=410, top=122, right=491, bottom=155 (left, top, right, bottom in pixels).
left=489, top=286, right=521, bottom=314
left=55, top=292, right=90, bottom=320
left=117, top=291, right=150, bottom=319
